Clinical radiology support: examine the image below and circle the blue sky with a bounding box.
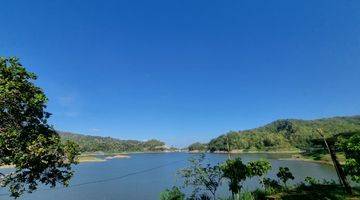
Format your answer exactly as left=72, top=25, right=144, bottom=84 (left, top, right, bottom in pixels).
left=1, top=0, right=360, bottom=147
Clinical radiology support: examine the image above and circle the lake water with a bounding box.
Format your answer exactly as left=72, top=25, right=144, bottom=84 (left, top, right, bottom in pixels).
left=0, top=153, right=338, bottom=200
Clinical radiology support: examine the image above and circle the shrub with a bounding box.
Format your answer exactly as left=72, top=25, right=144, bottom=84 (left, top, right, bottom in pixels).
left=339, top=133, right=360, bottom=183
left=262, top=178, right=282, bottom=193
left=178, top=154, right=223, bottom=200
left=220, top=157, right=247, bottom=196
left=159, top=186, right=185, bottom=200
left=304, top=176, right=319, bottom=186
left=276, top=167, right=294, bottom=188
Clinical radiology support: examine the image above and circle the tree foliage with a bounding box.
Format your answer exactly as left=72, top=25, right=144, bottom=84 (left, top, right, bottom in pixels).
left=262, top=178, right=282, bottom=191
left=179, top=154, right=222, bottom=200
left=159, top=186, right=185, bottom=200
left=220, top=158, right=272, bottom=197
left=174, top=154, right=302, bottom=199
left=208, top=117, right=360, bottom=152
left=247, top=159, right=272, bottom=178
left=178, top=156, right=277, bottom=199
left=338, top=132, right=360, bottom=183
left=276, top=167, right=294, bottom=187
left=0, top=57, right=79, bottom=198
left=60, top=132, right=166, bottom=153
left=143, top=139, right=166, bottom=151
left=188, top=142, right=207, bottom=152
left=220, top=157, right=248, bottom=196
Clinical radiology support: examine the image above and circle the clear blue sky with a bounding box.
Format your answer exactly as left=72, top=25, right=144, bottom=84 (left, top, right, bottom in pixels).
left=1, top=0, right=359, bottom=147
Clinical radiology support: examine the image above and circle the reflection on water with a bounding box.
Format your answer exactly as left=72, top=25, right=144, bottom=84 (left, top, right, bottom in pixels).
left=0, top=153, right=337, bottom=200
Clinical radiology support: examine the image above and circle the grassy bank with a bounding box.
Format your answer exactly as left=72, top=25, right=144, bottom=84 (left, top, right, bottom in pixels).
left=77, top=153, right=131, bottom=163
left=77, top=155, right=106, bottom=163
left=0, top=154, right=130, bottom=168
left=280, top=151, right=346, bottom=165
left=266, top=185, right=360, bottom=200
left=189, top=149, right=303, bottom=154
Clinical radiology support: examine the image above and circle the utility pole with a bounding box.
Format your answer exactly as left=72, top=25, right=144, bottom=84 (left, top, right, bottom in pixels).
left=316, top=129, right=352, bottom=194
left=226, top=134, right=231, bottom=159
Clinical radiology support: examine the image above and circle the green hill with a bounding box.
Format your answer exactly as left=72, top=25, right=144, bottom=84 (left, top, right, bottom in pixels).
left=207, top=116, right=360, bottom=152
left=188, top=142, right=208, bottom=152
left=59, top=132, right=167, bottom=153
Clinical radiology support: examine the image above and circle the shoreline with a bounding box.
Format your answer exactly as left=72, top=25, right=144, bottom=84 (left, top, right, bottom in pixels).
left=188, top=149, right=303, bottom=154
left=278, top=157, right=333, bottom=165
left=1, top=151, right=335, bottom=168
left=81, top=151, right=181, bottom=156
left=0, top=154, right=133, bottom=168
left=0, top=164, right=15, bottom=169
left=213, top=150, right=303, bottom=154
left=78, top=153, right=131, bottom=163
left=279, top=153, right=345, bottom=166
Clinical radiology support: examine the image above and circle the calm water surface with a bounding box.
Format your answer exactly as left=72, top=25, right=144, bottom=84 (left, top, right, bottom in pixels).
left=0, top=153, right=337, bottom=200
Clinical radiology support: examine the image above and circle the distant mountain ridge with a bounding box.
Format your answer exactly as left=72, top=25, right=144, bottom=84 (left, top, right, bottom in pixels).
left=59, top=131, right=167, bottom=153
left=198, top=115, right=360, bottom=152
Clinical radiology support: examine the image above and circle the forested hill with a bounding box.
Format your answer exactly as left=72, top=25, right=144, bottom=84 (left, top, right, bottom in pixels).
left=59, top=132, right=167, bottom=153
left=206, top=116, right=360, bottom=152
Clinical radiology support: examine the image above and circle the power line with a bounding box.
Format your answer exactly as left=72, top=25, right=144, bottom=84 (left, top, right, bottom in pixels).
left=0, top=159, right=185, bottom=197
left=67, top=159, right=183, bottom=188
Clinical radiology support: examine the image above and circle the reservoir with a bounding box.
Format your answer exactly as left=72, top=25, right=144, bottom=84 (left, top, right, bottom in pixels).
left=0, top=153, right=338, bottom=200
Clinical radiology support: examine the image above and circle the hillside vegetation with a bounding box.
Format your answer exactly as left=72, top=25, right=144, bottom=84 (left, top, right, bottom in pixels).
left=59, top=132, right=166, bottom=153
left=204, top=116, right=360, bottom=152
left=188, top=142, right=207, bottom=152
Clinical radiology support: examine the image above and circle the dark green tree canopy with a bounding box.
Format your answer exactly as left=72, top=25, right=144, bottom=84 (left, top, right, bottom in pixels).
left=339, top=132, right=360, bottom=183
left=159, top=186, right=185, bottom=200
left=208, top=117, right=360, bottom=152
left=143, top=139, right=165, bottom=151
left=0, top=57, right=79, bottom=198
left=220, top=157, right=248, bottom=195
left=276, top=167, right=294, bottom=187
left=60, top=132, right=167, bottom=153
left=247, top=159, right=272, bottom=178
left=188, top=142, right=207, bottom=152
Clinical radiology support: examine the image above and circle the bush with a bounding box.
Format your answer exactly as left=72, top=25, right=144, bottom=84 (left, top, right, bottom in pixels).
left=247, top=159, right=272, bottom=178
left=304, top=176, right=320, bottom=186
left=159, top=186, right=185, bottom=200
left=339, top=133, right=360, bottom=183
left=239, top=191, right=255, bottom=200
left=220, top=157, right=248, bottom=195
left=276, top=167, right=294, bottom=188
left=262, top=178, right=282, bottom=194
left=178, top=154, right=222, bottom=200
